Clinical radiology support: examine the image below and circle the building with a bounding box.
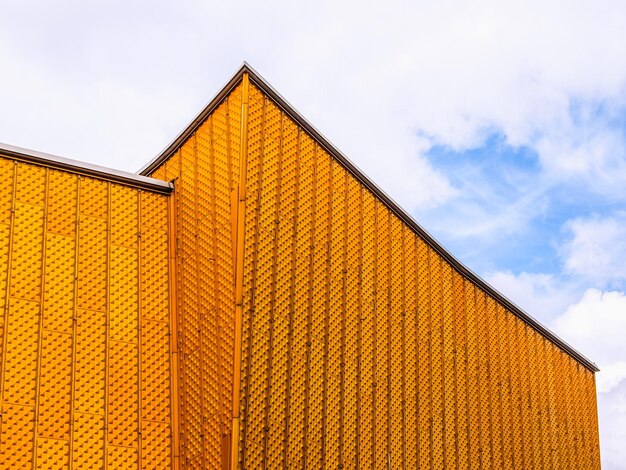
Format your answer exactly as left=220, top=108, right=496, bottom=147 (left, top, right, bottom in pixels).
left=0, top=64, right=601, bottom=469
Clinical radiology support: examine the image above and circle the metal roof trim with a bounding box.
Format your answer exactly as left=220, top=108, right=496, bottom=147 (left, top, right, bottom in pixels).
left=141, top=63, right=599, bottom=372
left=0, top=142, right=173, bottom=194
left=138, top=63, right=248, bottom=175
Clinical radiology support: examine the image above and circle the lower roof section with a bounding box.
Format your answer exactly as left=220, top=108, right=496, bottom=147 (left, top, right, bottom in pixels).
left=0, top=142, right=173, bottom=194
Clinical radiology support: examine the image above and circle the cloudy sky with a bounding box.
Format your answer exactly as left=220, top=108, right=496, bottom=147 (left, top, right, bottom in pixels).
left=2, top=0, right=625, bottom=467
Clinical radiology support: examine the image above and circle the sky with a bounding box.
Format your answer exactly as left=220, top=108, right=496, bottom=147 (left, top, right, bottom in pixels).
left=1, top=0, right=625, bottom=467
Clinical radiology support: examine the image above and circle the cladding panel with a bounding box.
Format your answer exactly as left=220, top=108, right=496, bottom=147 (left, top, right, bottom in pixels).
left=144, top=84, right=243, bottom=469
left=0, top=156, right=172, bottom=469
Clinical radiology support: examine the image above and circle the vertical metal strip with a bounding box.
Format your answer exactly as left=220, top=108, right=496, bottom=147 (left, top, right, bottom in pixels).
left=413, top=236, right=421, bottom=467
left=450, top=272, right=462, bottom=469
left=496, top=305, right=512, bottom=469
left=210, top=114, right=227, bottom=459
left=355, top=185, right=364, bottom=468
left=504, top=310, right=526, bottom=468
left=262, top=108, right=283, bottom=467
left=175, top=149, right=188, bottom=464
left=400, top=227, right=407, bottom=469
left=230, top=72, right=250, bottom=470
left=385, top=212, right=392, bottom=465
left=0, top=162, right=17, bottom=419
left=301, top=143, right=317, bottom=468
left=460, top=278, right=472, bottom=468
left=338, top=171, right=348, bottom=467
left=589, top=372, right=602, bottom=468
left=67, top=176, right=81, bottom=470
left=485, top=296, right=498, bottom=469
left=167, top=185, right=181, bottom=470
left=137, top=190, right=143, bottom=470
left=474, top=287, right=486, bottom=469
left=436, top=254, right=446, bottom=468
left=522, top=323, right=538, bottom=468
left=240, top=95, right=266, bottom=468
left=31, top=168, right=49, bottom=469
left=427, top=246, right=434, bottom=469
left=282, top=129, right=301, bottom=467
left=371, top=200, right=378, bottom=469
left=191, top=133, right=208, bottom=469
left=320, top=156, right=333, bottom=465
left=104, top=182, right=111, bottom=469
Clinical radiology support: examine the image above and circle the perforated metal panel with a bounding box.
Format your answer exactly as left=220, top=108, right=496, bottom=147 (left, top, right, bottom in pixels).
left=145, top=84, right=244, bottom=469
left=232, top=81, right=601, bottom=470
left=141, top=69, right=601, bottom=469
left=0, top=158, right=173, bottom=469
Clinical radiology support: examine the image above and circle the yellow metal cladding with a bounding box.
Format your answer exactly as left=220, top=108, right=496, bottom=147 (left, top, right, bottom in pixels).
left=135, top=67, right=600, bottom=468
left=147, top=83, right=244, bottom=469
left=0, top=157, right=173, bottom=469
left=233, top=81, right=601, bottom=469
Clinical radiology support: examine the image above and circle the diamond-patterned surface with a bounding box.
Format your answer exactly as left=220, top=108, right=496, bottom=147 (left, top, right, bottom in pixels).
left=0, top=160, right=172, bottom=469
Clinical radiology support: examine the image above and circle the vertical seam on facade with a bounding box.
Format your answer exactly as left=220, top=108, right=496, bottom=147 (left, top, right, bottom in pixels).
left=496, top=305, right=507, bottom=469
left=480, top=289, right=495, bottom=468
left=385, top=208, right=393, bottom=464
left=191, top=132, right=208, bottom=470
left=339, top=168, right=348, bottom=467
left=355, top=184, right=363, bottom=469
left=523, top=324, right=536, bottom=468
left=459, top=275, right=472, bottom=466
left=240, top=94, right=265, bottom=468
left=167, top=186, right=181, bottom=470
left=321, top=155, right=332, bottom=466
left=176, top=148, right=188, bottom=465
left=438, top=257, right=446, bottom=468
left=230, top=72, right=249, bottom=470
left=400, top=226, right=407, bottom=469
left=31, top=167, right=49, bottom=469
left=262, top=107, right=283, bottom=468
left=209, top=114, right=226, bottom=453
left=451, top=267, right=460, bottom=470
left=104, top=182, right=111, bottom=470
left=0, top=162, right=17, bottom=424
left=137, top=190, right=143, bottom=470
left=428, top=246, right=434, bottom=470
left=67, top=176, right=81, bottom=470
left=371, top=200, right=378, bottom=469
left=301, top=142, right=316, bottom=469
left=282, top=128, right=301, bottom=467
left=413, top=236, right=421, bottom=468
left=506, top=308, right=514, bottom=469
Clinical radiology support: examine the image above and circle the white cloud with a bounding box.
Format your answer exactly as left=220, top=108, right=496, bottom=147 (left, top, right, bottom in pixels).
left=552, top=289, right=626, bottom=381
left=2, top=0, right=626, bottom=209
left=561, top=214, right=626, bottom=285
left=485, top=270, right=580, bottom=323
left=551, top=289, right=626, bottom=470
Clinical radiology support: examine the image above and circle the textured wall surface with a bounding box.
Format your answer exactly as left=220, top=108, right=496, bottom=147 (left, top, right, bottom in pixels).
left=235, top=82, right=601, bottom=469
left=149, top=84, right=243, bottom=469
left=145, top=70, right=601, bottom=469
left=0, top=157, right=173, bottom=469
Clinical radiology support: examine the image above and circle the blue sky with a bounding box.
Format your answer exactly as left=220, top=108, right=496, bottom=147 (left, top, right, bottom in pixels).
left=2, top=0, right=626, bottom=467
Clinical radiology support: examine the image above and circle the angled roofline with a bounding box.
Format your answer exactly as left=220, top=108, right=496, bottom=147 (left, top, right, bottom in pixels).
left=0, top=142, right=172, bottom=194
left=140, top=63, right=599, bottom=372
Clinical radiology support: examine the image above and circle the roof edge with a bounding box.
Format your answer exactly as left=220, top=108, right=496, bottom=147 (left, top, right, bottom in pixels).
left=141, top=63, right=599, bottom=373
left=0, top=142, right=173, bottom=194
left=138, top=63, right=250, bottom=175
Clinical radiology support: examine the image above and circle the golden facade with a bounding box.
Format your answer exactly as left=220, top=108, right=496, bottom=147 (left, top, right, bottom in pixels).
left=0, top=65, right=600, bottom=469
